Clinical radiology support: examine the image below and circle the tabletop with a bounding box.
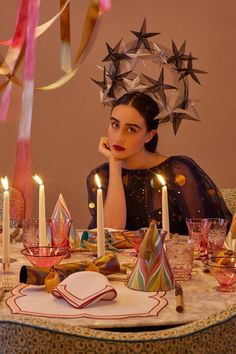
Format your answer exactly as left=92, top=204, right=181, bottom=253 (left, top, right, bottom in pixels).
left=0, top=241, right=235, bottom=332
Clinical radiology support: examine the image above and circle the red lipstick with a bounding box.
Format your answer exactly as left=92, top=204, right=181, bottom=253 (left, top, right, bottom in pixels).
left=113, top=145, right=126, bottom=151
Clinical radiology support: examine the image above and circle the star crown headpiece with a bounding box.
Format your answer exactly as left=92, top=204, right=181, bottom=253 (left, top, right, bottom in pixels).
left=92, top=19, right=207, bottom=134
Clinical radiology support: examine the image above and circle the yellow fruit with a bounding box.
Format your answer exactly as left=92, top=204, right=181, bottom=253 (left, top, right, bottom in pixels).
left=214, top=249, right=236, bottom=266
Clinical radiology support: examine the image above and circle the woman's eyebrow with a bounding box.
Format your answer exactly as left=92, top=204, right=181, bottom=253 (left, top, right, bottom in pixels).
left=125, top=123, right=141, bottom=129
left=110, top=117, right=141, bottom=129
left=110, top=117, right=120, bottom=123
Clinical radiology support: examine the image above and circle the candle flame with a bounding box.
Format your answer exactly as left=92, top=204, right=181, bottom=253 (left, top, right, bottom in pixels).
left=157, top=174, right=166, bottom=186
left=95, top=174, right=102, bottom=189
left=1, top=176, right=8, bottom=190
left=33, top=174, right=43, bottom=185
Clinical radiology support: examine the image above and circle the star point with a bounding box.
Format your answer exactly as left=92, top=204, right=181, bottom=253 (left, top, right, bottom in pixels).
left=130, top=18, right=160, bottom=52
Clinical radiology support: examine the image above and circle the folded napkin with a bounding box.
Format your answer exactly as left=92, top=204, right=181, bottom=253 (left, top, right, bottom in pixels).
left=52, top=271, right=117, bottom=308
left=80, top=229, right=131, bottom=250
left=224, top=212, right=236, bottom=251
left=19, top=262, right=89, bottom=285
left=51, top=194, right=79, bottom=248
left=20, top=253, right=125, bottom=286
left=86, top=252, right=125, bottom=275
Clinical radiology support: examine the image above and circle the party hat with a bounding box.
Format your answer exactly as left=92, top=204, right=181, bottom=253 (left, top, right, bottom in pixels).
left=51, top=194, right=79, bottom=248
left=127, top=221, right=175, bottom=291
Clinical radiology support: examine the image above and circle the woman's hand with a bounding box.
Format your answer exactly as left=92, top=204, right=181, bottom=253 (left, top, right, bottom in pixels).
left=99, top=136, right=123, bottom=169
left=98, top=137, right=112, bottom=159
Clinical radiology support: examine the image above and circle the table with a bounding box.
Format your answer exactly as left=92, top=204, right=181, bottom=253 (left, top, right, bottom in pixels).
left=0, top=242, right=236, bottom=354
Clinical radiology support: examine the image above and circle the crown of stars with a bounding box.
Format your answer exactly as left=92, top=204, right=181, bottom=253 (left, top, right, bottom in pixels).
left=92, top=19, right=207, bottom=134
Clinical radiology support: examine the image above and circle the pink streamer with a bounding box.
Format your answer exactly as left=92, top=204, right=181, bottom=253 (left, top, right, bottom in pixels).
left=13, top=139, right=32, bottom=216
left=13, top=0, right=40, bottom=217
left=11, top=0, right=29, bottom=48
left=99, top=0, right=112, bottom=11
left=0, top=0, right=29, bottom=123
left=0, top=81, right=12, bottom=122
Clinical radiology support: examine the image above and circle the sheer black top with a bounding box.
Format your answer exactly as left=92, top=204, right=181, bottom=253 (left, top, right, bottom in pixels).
left=87, top=155, right=232, bottom=234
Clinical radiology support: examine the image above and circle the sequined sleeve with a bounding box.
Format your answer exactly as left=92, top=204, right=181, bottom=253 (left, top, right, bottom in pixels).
left=160, top=156, right=232, bottom=224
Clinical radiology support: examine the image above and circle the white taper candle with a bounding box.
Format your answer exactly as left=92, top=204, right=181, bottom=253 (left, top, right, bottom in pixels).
left=33, top=175, right=47, bottom=247
left=95, top=174, right=105, bottom=258
left=1, top=177, right=10, bottom=268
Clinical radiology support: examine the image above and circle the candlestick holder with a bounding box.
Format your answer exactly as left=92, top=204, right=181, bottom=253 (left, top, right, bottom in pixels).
left=0, top=258, right=17, bottom=272
left=0, top=258, right=17, bottom=264
left=2, top=262, right=10, bottom=273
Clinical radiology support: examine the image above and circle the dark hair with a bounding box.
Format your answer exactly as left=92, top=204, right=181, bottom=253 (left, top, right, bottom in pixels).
left=112, top=92, right=160, bottom=152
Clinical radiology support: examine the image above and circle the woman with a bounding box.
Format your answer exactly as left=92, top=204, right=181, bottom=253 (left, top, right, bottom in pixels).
left=87, top=92, right=231, bottom=234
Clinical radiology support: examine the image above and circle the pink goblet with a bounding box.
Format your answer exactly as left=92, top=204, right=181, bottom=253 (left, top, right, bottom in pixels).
left=22, top=218, right=39, bottom=248
left=21, top=247, right=68, bottom=270
left=204, top=254, right=236, bottom=292
left=206, top=218, right=228, bottom=257
left=121, top=229, right=147, bottom=253
left=49, top=218, right=72, bottom=249
left=186, top=218, right=210, bottom=259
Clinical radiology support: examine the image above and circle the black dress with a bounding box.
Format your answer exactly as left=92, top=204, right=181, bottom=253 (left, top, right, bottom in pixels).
left=87, top=155, right=232, bottom=234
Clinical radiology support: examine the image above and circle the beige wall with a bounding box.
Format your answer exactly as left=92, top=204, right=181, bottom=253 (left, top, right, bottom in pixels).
left=0, top=0, right=235, bottom=228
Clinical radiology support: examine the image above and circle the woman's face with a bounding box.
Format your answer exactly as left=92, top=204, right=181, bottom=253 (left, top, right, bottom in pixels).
left=108, top=104, right=154, bottom=160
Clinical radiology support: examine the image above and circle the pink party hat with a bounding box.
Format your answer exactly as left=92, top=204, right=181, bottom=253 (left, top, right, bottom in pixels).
left=127, top=221, right=175, bottom=291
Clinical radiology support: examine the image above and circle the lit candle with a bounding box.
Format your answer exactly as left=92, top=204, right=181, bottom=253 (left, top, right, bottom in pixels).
left=95, top=174, right=105, bottom=258
left=157, top=174, right=170, bottom=235
left=1, top=177, right=10, bottom=269
left=33, top=175, right=47, bottom=247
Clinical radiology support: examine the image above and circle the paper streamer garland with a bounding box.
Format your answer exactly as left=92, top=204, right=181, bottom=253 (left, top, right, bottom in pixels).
left=0, top=0, right=112, bottom=214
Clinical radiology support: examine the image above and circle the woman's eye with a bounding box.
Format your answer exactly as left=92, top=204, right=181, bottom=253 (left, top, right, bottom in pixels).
left=111, top=122, right=119, bottom=129
left=127, top=127, right=137, bottom=133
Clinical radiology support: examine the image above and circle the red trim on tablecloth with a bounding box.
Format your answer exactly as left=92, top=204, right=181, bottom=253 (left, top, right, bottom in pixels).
left=6, top=284, right=168, bottom=320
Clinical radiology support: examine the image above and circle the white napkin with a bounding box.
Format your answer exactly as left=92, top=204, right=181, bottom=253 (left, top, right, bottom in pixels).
left=52, top=271, right=117, bottom=309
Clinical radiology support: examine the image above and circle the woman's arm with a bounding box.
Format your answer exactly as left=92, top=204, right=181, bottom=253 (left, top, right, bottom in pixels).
left=167, top=156, right=232, bottom=224
left=98, top=137, right=127, bottom=229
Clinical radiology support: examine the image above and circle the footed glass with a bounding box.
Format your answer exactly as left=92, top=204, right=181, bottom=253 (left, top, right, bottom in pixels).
left=121, top=229, right=147, bottom=253
left=206, top=218, right=228, bottom=257
left=186, top=218, right=210, bottom=259
left=165, top=238, right=194, bottom=280
left=21, top=246, right=68, bottom=270
left=204, top=254, right=236, bottom=292
left=49, top=218, right=72, bottom=249
left=22, top=219, right=39, bottom=248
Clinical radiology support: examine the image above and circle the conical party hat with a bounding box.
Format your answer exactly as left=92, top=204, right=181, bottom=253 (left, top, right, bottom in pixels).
left=127, top=221, right=175, bottom=291
left=51, top=194, right=78, bottom=248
